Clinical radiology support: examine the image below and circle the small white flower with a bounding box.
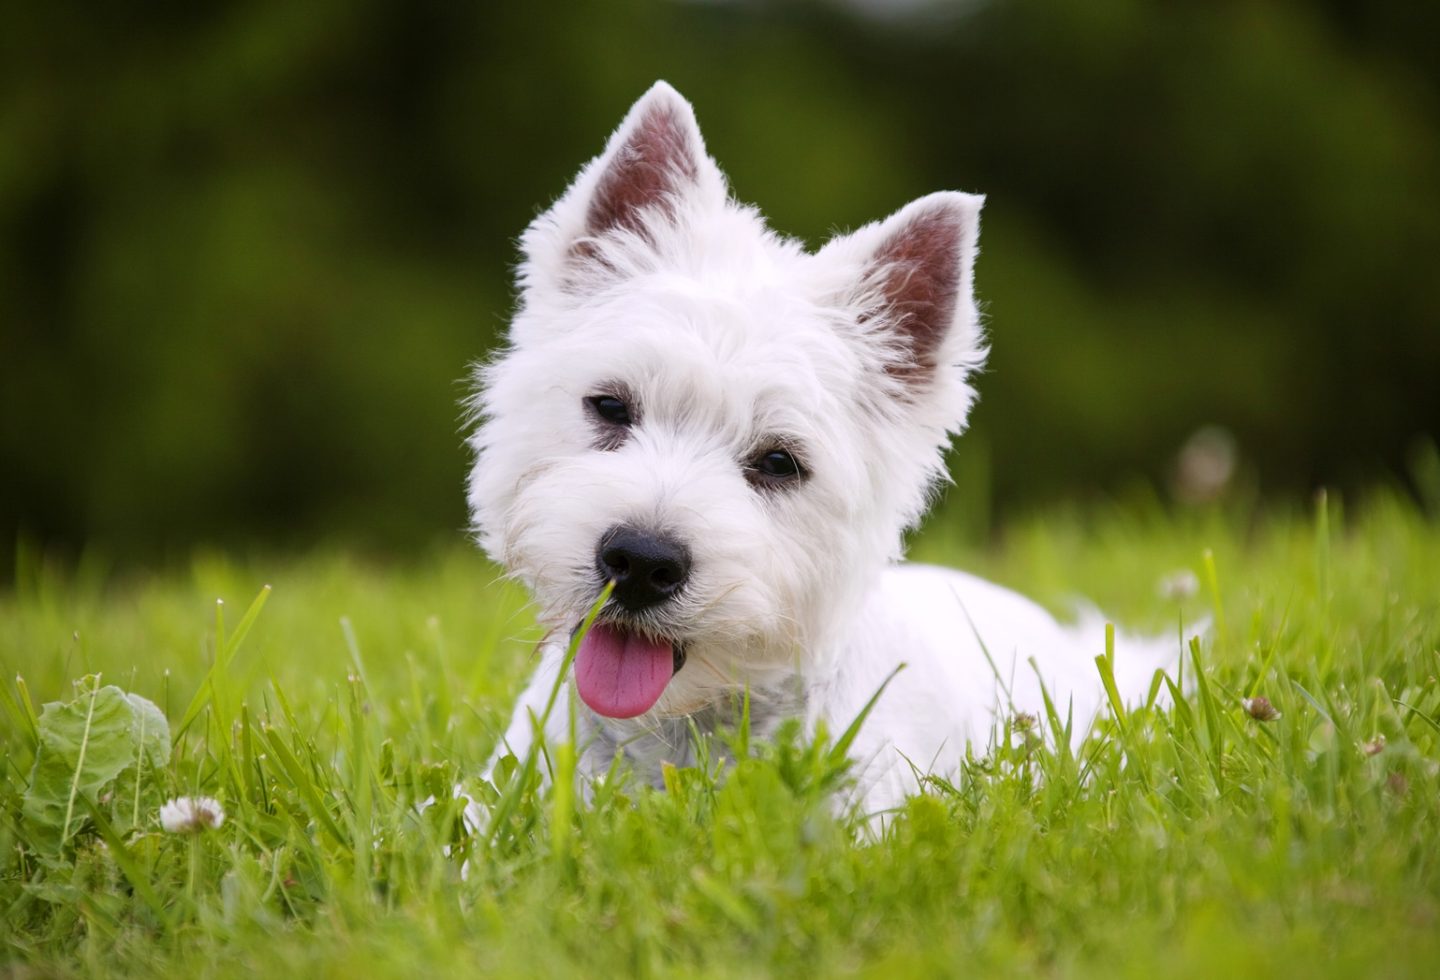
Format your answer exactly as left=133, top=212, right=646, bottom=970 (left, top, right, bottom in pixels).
left=1158, top=569, right=1200, bottom=601
left=159, top=796, right=226, bottom=833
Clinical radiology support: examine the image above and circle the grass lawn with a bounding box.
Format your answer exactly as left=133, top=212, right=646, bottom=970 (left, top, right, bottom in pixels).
left=2, top=491, right=1438, bottom=977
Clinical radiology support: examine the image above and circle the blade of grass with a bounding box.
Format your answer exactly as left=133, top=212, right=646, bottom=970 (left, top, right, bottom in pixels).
left=260, top=724, right=348, bottom=847
left=0, top=676, right=38, bottom=749
left=339, top=617, right=371, bottom=694
left=176, top=585, right=272, bottom=739
left=1094, top=622, right=1127, bottom=734
left=484, top=582, right=613, bottom=847
left=955, top=591, right=1014, bottom=705
left=1395, top=699, right=1440, bottom=736
left=1189, top=636, right=1225, bottom=792
left=829, top=663, right=905, bottom=766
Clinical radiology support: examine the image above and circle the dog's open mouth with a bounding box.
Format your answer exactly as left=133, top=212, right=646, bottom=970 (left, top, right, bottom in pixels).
left=573, top=621, right=685, bottom=719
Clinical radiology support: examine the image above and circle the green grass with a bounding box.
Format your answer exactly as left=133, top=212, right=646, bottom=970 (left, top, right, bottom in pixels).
left=3, top=492, right=1439, bottom=977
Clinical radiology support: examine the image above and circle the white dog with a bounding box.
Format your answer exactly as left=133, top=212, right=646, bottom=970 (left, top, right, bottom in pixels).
left=467, top=82, right=1180, bottom=818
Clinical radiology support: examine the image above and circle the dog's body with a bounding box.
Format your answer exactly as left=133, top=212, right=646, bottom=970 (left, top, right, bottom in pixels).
left=490, top=564, right=1171, bottom=815
left=468, top=83, right=1177, bottom=818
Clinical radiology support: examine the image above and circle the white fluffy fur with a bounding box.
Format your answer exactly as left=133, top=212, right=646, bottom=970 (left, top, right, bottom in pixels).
left=467, top=82, right=1180, bottom=820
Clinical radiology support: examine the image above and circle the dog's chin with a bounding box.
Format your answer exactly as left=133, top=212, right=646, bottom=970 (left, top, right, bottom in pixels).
left=572, top=617, right=687, bottom=720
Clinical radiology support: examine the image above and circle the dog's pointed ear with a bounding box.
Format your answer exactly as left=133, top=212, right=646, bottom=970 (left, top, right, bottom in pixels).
left=822, top=192, right=986, bottom=397
left=584, top=83, right=708, bottom=241
left=519, top=82, right=726, bottom=300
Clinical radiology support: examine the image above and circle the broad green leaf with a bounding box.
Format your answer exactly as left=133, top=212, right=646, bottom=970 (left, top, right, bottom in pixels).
left=108, top=691, right=172, bottom=834
left=21, top=676, right=171, bottom=852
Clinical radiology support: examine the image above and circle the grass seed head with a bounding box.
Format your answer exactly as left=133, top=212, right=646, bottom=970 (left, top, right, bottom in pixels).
left=1242, top=696, right=1281, bottom=722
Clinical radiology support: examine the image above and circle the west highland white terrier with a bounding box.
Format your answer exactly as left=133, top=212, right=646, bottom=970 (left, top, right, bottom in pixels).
left=467, top=82, right=1180, bottom=818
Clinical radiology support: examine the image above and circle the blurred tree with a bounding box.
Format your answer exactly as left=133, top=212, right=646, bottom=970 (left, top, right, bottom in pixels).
left=2, top=0, right=1437, bottom=564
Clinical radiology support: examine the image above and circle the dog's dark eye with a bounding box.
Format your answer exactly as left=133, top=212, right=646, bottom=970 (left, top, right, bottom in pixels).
left=756, top=450, right=799, bottom=477
left=586, top=395, right=632, bottom=426
left=747, top=448, right=806, bottom=488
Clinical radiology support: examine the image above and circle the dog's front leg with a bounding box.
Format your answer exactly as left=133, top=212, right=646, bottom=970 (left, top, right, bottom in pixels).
left=464, top=640, right=597, bottom=832
left=484, top=639, right=573, bottom=778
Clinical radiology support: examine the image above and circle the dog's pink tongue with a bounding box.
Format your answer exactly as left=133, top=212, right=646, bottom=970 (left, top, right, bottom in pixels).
left=574, top=622, right=674, bottom=719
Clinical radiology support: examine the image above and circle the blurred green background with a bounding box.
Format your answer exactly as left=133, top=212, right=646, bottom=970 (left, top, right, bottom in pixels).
left=4, top=0, right=1438, bottom=564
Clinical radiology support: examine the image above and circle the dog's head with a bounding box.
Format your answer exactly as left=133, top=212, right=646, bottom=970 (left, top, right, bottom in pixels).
left=468, top=82, right=984, bottom=719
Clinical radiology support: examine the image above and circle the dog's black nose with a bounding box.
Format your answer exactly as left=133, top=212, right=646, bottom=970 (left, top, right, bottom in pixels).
left=597, top=525, right=691, bottom=611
